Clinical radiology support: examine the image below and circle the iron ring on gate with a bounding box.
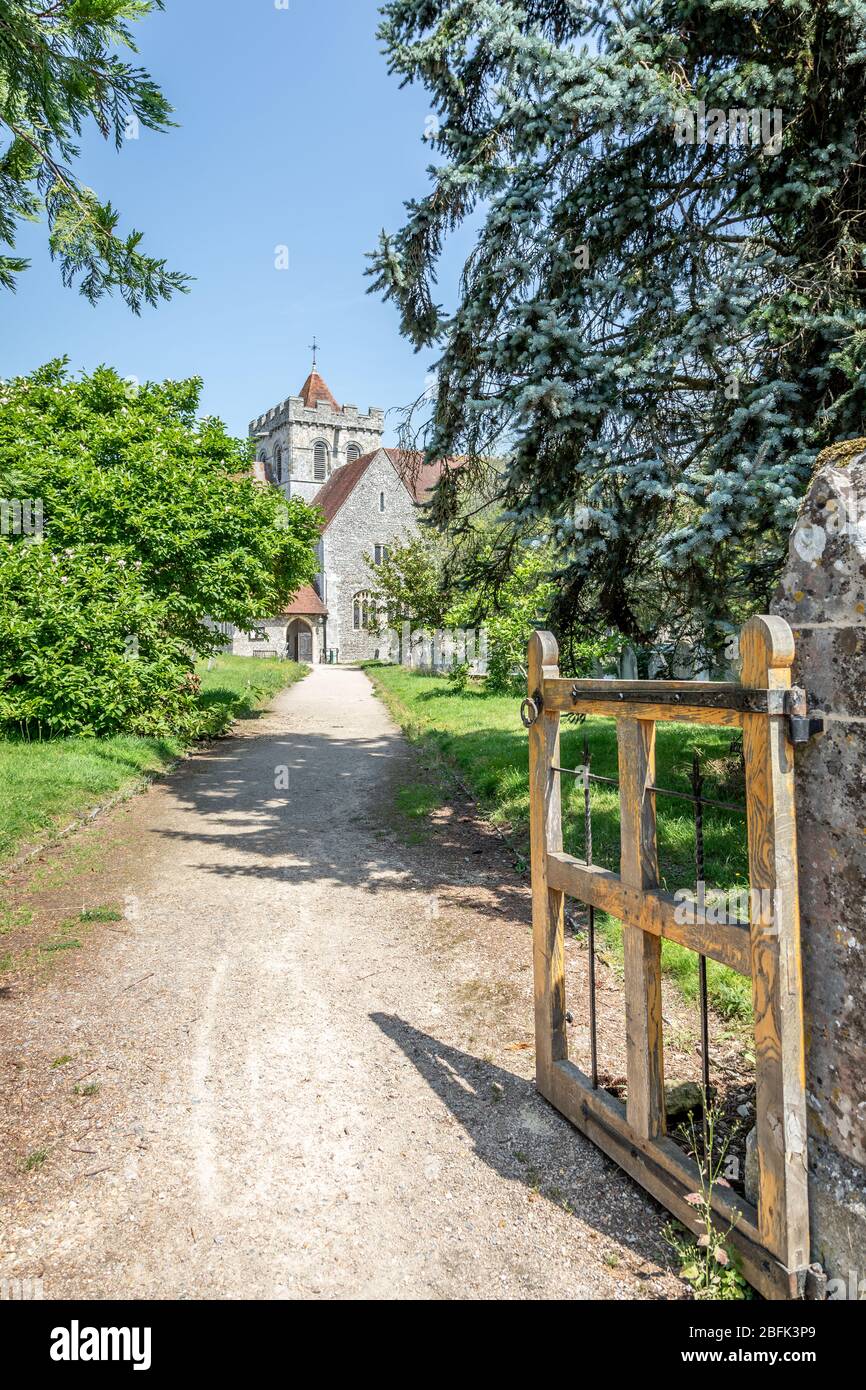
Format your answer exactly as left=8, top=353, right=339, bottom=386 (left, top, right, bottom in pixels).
left=521, top=696, right=541, bottom=728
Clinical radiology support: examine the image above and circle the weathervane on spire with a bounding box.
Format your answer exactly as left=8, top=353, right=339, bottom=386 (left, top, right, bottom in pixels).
left=309, top=337, right=319, bottom=372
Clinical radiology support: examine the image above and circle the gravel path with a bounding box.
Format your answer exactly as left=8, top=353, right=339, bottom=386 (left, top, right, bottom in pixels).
left=0, top=665, right=683, bottom=1300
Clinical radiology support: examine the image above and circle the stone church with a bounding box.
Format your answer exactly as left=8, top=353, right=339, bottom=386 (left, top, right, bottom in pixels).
left=227, top=363, right=447, bottom=663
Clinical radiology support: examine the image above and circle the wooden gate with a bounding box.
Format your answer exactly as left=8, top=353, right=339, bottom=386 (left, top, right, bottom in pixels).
left=526, top=617, right=810, bottom=1300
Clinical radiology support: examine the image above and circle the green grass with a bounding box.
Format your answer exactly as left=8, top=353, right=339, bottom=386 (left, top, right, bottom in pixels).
left=21, top=1148, right=49, bottom=1171
left=73, top=1082, right=100, bottom=1097
left=195, top=654, right=303, bottom=725
left=366, top=664, right=752, bottom=1022
left=0, top=656, right=307, bottom=866
left=391, top=781, right=445, bottom=845
left=394, top=784, right=444, bottom=819
left=0, top=903, right=32, bottom=935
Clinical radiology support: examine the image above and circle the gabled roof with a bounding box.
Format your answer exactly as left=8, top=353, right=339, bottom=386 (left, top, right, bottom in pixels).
left=297, top=370, right=340, bottom=411
left=281, top=584, right=328, bottom=617
left=312, top=453, right=375, bottom=527
left=384, top=448, right=455, bottom=505
left=312, top=447, right=454, bottom=530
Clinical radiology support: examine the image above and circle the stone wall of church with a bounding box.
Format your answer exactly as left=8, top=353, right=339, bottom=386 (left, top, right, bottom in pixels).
left=229, top=616, right=324, bottom=662
left=322, top=452, right=419, bottom=663
left=249, top=398, right=384, bottom=505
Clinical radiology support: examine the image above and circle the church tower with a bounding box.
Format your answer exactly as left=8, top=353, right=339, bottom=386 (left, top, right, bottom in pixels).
left=249, top=356, right=384, bottom=505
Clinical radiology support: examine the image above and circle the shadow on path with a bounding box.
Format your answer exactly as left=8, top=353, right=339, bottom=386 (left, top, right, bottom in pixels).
left=371, top=1011, right=676, bottom=1280
left=146, top=718, right=531, bottom=929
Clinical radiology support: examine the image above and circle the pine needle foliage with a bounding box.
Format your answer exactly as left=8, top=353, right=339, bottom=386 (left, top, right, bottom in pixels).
left=0, top=1, right=187, bottom=310
left=370, top=0, right=866, bottom=660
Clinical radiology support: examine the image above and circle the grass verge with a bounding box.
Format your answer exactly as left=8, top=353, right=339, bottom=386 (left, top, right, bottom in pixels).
left=0, top=657, right=306, bottom=866
left=365, top=663, right=752, bottom=1022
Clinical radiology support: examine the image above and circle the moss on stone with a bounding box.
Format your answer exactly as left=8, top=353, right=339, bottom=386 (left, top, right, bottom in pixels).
left=814, top=437, right=866, bottom=471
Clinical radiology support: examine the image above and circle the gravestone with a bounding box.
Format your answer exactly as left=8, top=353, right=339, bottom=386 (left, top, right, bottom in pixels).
left=772, top=439, right=866, bottom=1294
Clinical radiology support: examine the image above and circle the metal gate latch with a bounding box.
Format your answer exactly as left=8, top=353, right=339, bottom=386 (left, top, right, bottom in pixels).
left=520, top=690, right=543, bottom=728
left=785, top=687, right=825, bottom=746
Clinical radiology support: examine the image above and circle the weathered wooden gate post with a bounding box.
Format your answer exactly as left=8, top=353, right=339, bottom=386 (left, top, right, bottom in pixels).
left=772, top=439, right=866, bottom=1293
left=739, top=617, right=809, bottom=1272
left=527, top=631, right=567, bottom=1091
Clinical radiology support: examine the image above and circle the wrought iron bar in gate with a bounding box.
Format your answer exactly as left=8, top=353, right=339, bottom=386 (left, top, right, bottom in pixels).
left=551, top=743, right=749, bottom=1139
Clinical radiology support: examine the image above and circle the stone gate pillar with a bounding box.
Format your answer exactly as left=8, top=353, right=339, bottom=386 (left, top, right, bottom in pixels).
left=772, top=439, right=866, bottom=1293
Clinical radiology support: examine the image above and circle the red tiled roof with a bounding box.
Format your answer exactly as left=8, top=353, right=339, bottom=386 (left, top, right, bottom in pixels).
left=298, top=370, right=340, bottom=411
left=312, top=453, right=374, bottom=528
left=281, top=584, right=328, bottom=616
left=384, top=448, right=457, bottom=504
left=312, top=448, right=462, bottom=529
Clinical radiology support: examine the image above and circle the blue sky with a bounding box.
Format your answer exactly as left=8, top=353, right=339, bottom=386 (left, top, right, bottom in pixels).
left=0, top=0, right=470, bottom=441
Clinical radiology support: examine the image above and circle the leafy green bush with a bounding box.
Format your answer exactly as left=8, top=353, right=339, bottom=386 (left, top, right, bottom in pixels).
left=448, top=542, right=622, bottom=693
left=447, top=659, right=472, bottom=692
left=0, top=362, right=320, bottom=736
left=447, top=543, right=555, bottom=693
left=0, top=541, right=200, bottom=736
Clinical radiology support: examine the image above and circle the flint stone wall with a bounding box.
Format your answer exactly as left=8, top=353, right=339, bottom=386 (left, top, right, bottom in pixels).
left=772, top=440, right=866, bottom=1287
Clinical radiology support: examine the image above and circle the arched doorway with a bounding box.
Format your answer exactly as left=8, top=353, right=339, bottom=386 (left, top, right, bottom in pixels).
left=287, top=618, right=313, bottom=662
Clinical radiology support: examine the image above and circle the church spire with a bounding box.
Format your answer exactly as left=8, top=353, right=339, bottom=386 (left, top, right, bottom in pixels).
left=298, top=351, right=340, bottom=411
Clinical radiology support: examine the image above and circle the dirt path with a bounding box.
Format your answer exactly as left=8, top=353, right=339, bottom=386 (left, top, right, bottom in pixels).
left=0, top=666, right=684, bottom=1300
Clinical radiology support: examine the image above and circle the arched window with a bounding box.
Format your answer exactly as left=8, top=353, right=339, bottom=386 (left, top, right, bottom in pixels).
left=346, top=443, right=361, bottom=464
left=274, top=446, right=283, bottom=483
left=313, top=441, right=329, bottom=482
left=353, top=592, right=372, bottom=631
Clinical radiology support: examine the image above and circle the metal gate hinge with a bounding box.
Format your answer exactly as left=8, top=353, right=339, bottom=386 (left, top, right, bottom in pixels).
left=785, top=687, right=825, bottom=746
left=804, top=1263, right=829, bottom=1301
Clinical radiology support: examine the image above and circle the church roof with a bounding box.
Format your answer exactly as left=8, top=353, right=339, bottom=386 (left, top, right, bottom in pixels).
left=312, top=454, right=374, bottom=528
left=297, top=370, right=340, bottom=412
left=383, top=448, right=457, bottom=505
left=312, top=448, right=455, bottom=530
left=281, top=583, right=328, bottom=617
